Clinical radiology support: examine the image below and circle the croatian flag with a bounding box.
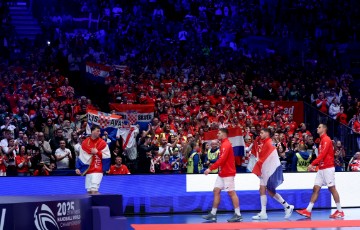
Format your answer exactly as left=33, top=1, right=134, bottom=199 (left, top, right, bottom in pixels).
left=203, top=128, right=245, bottom=157
left=109, top=103, right=155, bottom=131
left=76, top=139, right=111, bottom=175
left=86, top=110, right=123, bottom=141
left=252, top=139, right=284, bottom=193
left=85, top=62, right=111, bottom=82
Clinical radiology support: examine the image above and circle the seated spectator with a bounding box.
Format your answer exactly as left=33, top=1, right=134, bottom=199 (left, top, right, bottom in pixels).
left=55, top=140, right=72, bottom=169
left=349, top=152, right=360, bottom=171
left=108, top=156, right=130, bottom=175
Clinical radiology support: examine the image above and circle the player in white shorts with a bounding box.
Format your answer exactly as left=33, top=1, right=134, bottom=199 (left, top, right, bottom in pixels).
left=202, top=128, right=242, bottom=223
left=296, top=124, right=344, bottom=219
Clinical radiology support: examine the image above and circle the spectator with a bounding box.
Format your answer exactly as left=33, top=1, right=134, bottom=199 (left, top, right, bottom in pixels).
left=277, top=143, right=290, bottom=171
left=334, top=141, right=345, bottom=172
left=138, top=135, right=156, bottom=174
left=36, top=132, right=53, bottom=165
left=349, top=152, right=360, bottom=171
left=43, top=118, right=56, bottom=141
left=16, top=145, right=31, bottom=176
left=55, top=140, right=72, bottom=169
left=108, top=156, right=131, bottom=175
left=33, top=162, right=56, bottom=176
left=169, top=147, right=182, bottom=173
left=0, top=148, right=7, bottom=176
left=329, top=98, right=340, bottom=120
left=160, top=154, right=172, bottom=173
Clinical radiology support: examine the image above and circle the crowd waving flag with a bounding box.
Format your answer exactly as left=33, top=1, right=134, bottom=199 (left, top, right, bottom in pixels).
left=109, top=103, right=155, bottom=131
left=86, top=110, right=123, bottom=141
left=251, top=139, right=284, bottom=193
left=203, top=128, right=245, bottom=157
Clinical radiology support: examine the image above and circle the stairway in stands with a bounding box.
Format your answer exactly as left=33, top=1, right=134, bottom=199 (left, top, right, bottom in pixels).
left=8, top=4, right=42, bottom=40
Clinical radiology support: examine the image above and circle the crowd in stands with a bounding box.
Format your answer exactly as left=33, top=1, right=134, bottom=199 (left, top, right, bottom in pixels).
left=0, top=0, right=360, bottom=176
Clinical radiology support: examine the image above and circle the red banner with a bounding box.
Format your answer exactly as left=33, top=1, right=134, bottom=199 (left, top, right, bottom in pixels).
left=261, top=100, right=304, bottom=125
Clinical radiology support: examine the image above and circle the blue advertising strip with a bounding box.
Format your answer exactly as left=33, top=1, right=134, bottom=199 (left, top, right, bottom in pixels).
left=0, top=175, right=331, bottom=215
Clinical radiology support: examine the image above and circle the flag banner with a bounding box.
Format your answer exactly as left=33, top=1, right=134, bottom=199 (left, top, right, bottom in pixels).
left=86, top=110, right=123, bottom=141
left=85, top=62, right=111, bottom=82
left=251, top=142, right=284, bottom=193
left=109, top=103, right=155, bottom=131
left=203, top=128, right=245, bottom=157
left=113, top=65, right=129, bottom=75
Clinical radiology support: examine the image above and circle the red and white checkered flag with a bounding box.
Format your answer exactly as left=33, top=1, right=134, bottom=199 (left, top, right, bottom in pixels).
left=98, top=113, right=111, bottom=128
left=127, top=111, right=138, bottom=125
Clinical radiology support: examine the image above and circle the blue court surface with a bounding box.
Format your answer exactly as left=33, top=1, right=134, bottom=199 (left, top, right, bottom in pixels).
left=126, top=208, right=360, bottom=230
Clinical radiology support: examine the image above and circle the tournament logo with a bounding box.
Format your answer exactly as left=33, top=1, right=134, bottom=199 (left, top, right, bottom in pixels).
left=34, top=204, right=60, bottom=230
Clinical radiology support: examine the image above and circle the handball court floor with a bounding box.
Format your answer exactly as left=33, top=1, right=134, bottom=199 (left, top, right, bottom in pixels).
left=127, top=208, right=360, bottom=230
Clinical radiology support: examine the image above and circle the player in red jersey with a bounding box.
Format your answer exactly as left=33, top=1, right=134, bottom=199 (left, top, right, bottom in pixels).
left=76, top=125, right=111, bottom=194
left=296, top=123, right=344, bottom=219
left=202, top=128, right=242, bottom=222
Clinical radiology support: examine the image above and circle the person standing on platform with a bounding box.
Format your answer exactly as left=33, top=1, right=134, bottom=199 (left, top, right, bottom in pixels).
left=75, top=125, right=111, bottom=194
left=202, top=128, right=242, bottom=222
left=250, top=128, right=294, bottom=220
left=296, top=124, right=344, bottom=218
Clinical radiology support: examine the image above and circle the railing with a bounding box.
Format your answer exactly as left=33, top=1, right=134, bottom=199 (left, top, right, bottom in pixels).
left=303, top=102, right=358, bottom=165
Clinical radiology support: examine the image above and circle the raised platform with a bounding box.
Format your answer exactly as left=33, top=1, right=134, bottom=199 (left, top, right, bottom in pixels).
left=0, top=194, right=126, bottom=230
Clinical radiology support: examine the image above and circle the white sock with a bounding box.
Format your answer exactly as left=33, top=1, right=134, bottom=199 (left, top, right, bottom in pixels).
left=306, top=202, right=314, bottom=212
left=234, top=207, right=241, bottom=215
left=260, top=195, right=267, bottom=214
left=273, top=193, right=289, bottom=208
left=336, top=203, right=343, bottom=212
left=211, top=208, right=217, bottom=215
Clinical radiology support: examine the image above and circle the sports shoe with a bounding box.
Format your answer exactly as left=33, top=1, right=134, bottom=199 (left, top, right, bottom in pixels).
left=284, top=205, right=294, bottom=219
left=202, top=212, right=217, bottom=222
left=252, top=212, right=268, bottom=220
left=227, top=213, right=243, bottom=222
left=329, top=210, right=344, bottom=219
left=296, top=209, right=311, bottom=218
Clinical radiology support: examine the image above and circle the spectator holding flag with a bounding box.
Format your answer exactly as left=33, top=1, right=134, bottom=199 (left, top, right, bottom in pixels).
left=75, top=125, right=111, bottom=194
left=250, top=128, right=294, bottom=220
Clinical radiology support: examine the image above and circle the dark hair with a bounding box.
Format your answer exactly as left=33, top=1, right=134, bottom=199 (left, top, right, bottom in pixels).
left=319, top=123, right=328, bottom=130
left=261, top=128, right=271, bottom=134
left=91, top=125, right=101, bottom=132
left=277, top=143, right=286, bottom=152
left=219, top=128, right=228, bottom=136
